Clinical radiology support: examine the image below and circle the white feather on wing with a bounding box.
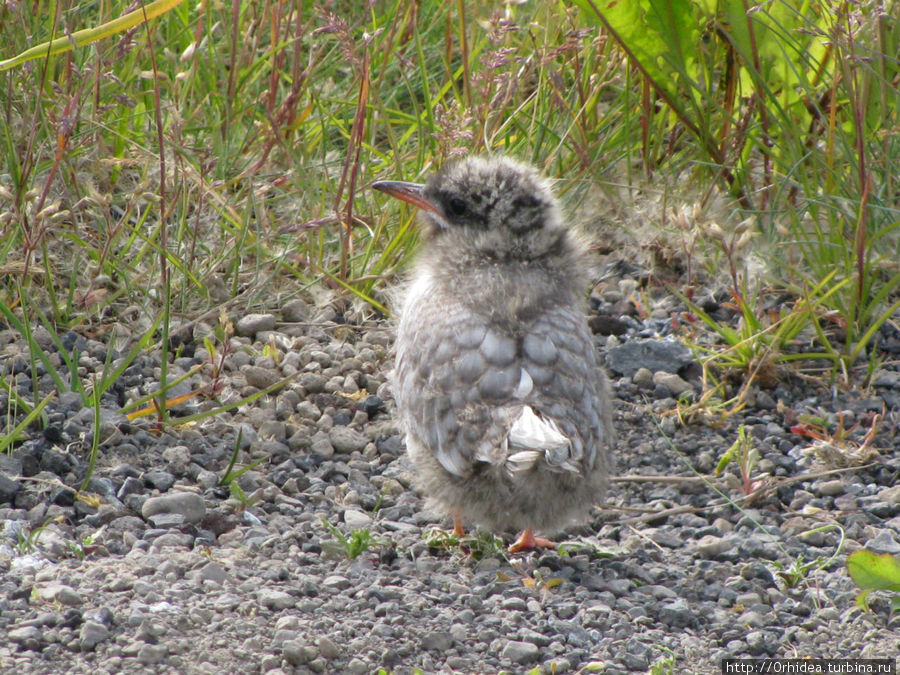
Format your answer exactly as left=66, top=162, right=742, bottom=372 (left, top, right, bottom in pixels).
left=506, top=406, right=578, bottom=475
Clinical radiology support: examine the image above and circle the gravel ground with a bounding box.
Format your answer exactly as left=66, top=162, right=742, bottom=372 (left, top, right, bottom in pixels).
left=1, top=280, right=899, bottom=675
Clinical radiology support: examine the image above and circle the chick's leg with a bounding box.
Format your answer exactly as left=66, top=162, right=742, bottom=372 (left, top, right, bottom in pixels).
left=508, top=529, right=556, bottom=554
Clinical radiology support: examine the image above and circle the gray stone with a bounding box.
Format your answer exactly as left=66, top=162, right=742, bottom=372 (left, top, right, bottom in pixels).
left=652, top=371, right=694, bottom=396
left=79, top=621, right=110, bottom=650
left=141, top=492, right=206, bottom=524
left=866, top=531, right=900, bottom=555
left=501, top=640, right=540, bottom=664
left=696, top=534, right=733, bottom=557
left=310, top=431, right=334, bottom=458
left=299, top=372, right=327, bottom=393
left=137, top=643, right=168, bottom=665
left=518, top=627, right=552, bottom=647
left=421, top=630, right=453, bottom=651
left=632, top=367, right=653, bottom=385
left=343, top=509, right=372, bottom=528
left=147, top=513, right=186, bottom=528
left=281, top=299, right=310, bottom=323
left=347, top=658, right=368, bottom=674
left=143, top=471, right=176, bottom=491
left=606, top=339, right=694, bottom=377
left=0, top=472, right=22, bottom=502
left=37, top=584, right=83, bottom=605
left=9, top=625, right=42, bottom=645
left=317, top=636, right=340, bottom=659
left=877, top=485, right=900, bottom=504
left=198, top=562, right=228, bottom=585
left=282, top=640, right=311, bottom=666
left=329, top=426, right=368, bottom=454
left=746, top=630, right=774, bottom=655
left=259, top=589, right=295, bottom=611
left=235, top=313, right=277, bottom=337
left=816, top=479, right=845, bottom=496
left=322, top=575, right=351, bottom=590
left=242, top=365, right=281, bottom=390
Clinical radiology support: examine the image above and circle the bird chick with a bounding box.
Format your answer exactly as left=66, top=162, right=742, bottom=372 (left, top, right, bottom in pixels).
left=373, top=156, right=613, bottom=552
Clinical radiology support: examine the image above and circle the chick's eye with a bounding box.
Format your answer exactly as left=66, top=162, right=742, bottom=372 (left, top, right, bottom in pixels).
left=447, top=196, right=467, bottom=217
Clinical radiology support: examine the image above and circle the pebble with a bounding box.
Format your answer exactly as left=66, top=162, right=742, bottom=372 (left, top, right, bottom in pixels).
left=421, top=630, right=454, bottom=651
left=79, top=621, right=110, bottom=650
left=310, top=432, right=334, bottom=458
left=322, top=575, right=351, bottom=590
left=501, top=640, right=540, bottom=664
left=9, top=625, right=42, bottom=646
left=696, top=534, right=733, bottom=557
left=141, top=492, right=206, bottom=524
left=606, top=338, right=695, bottom=377
left=282, top=640, right=308, bottom=665
left=343, top=509, right=373, bottom=528
left=877, top=485, right=900, bottom=504
left=865, top=531, right=900, bottom=555
left=317, top=636, right=340, bottom=659
left=137, top=643, right=169, bottom=665
left=242, top=365, right=282, bottom=389
left=816, top=479, right=845, bottom=496
left=235, top=313, right=277, bottom=337
left=37, top=583, right=83, bottom=605
left=329, top=426, right=369, bottom=454
left=259, top=589, right=295, bottom=611
left=652, top=370, right=694, bottom=395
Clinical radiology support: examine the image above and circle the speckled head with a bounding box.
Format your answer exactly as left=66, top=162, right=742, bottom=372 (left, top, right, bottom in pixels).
left=373, top=156, right=568, bottom=263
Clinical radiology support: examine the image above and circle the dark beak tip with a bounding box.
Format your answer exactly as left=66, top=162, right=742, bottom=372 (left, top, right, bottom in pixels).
left=370, top=180, right=435, bottom=214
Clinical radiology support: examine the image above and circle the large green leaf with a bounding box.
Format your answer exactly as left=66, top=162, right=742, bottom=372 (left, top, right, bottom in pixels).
left=847, top=550, right=900, bottom=592
left=573, top=0, right=708, bottom=100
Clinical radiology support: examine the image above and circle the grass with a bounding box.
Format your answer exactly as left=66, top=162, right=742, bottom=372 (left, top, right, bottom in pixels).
left=321, top=520, right=379, bottom=561
left=0, top=1, right=897, bottom=438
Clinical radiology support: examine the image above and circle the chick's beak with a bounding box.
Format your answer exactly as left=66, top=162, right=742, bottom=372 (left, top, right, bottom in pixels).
left=372, top=180, right=439, bottom=217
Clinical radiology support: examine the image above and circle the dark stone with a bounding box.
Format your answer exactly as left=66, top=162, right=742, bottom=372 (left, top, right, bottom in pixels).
left=0, top=473, right=22, bottom=503
left=587, top=315, right=629, bottom=336
left=40, top=448, right=75, bottom=475
left=143, top=471, right=176, bottom=491
left=116, top=476, right=144, bottom=500
left=42, top=425, right=64, bottom=443
left=332, top=411, right=352, bottom=426
left=61, top=331, right=88, bottom=353
left=605, top=339, right=695, bottom=377
left=658, top=598, right=696, bottom=628
left=51, top=486, right=77, bottom=506
left=356, top=395, right=385, bottom=417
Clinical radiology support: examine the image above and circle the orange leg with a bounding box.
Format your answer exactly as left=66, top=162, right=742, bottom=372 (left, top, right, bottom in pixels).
left=508, top=528, right=556, bottom=554
left=452, top=513, right=465, bottom=538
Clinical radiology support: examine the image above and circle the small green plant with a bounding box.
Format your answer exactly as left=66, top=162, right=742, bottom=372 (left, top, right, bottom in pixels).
left=678, top=270, right=843, bottom=394
left=557, top=541, right=613, bottom=559
left=65, top=529, right=103, bottom=561
left=648, top=646, right=677, bottom=675
left=225, top=481, right=260, bottom=514
left=774, top=554, right=826, bottom=590
left=0, top=389, right=54, bottom=454
left=15, top=520, right=52, bottom=555
left=321, top=520, right=377, bottom=561
left=847, top=550, right=900, bottom=619
left=773, top=524, right=844, bottom=602
left=423, top=527, right=507, bottom=561
left=218, top=430, right=268, bottom=489
left=715, top=424, right=762, bottom=496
